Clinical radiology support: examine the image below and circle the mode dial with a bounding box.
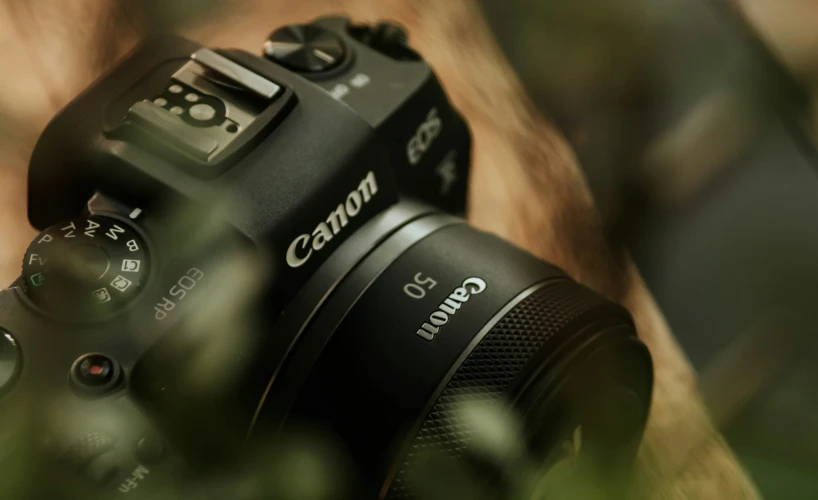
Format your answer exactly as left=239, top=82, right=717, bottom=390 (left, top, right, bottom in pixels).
left=22, top=216, right=149, bottom=320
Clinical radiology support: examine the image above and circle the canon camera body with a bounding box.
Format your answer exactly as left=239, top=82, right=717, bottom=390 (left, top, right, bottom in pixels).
left=0, top=16, right=652, bottom=500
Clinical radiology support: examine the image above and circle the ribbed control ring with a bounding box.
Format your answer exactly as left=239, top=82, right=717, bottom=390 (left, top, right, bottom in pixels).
left=384, top=280, right=647, bottom=499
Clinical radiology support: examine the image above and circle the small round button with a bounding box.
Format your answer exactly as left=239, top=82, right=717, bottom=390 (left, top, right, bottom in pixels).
left=135, top=435, right=166, bottom=465
left=189, top=103, right=216, bottom=122
left=0, top=330, right=21, bottom=396
left=264, top=25, right=347, bottom=73
left=71, top=354, right=122, bottom=395
left=86, top=451, right=120, bottom=486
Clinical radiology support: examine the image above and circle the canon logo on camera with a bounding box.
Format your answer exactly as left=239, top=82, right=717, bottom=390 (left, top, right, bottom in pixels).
left=286, top=171, right=379, bottom=268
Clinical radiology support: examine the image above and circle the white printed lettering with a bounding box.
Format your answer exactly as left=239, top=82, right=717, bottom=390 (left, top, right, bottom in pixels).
left=286, top=171, right=378, bottom=268
left=407, top=108, right=443, bottom=165
left=154, top=268, right=205, bottom=321
left=415, top=277, right=487, bottom=341
left=329, top=83, right=350, bottom=100
left=345, top=190, right=362, bottom=217
left=286, top=234, right=313, bottom=268
left=350, top=73, right=371, bottom=89
left=122, top=259, right=141, bottom=273
left=106, top=224, right=126, bottom=240
left=311, top=223, right=334, bottom=251
left=62, top=222, right=77, bottom=238
left=404, top=273, right=438, bottom=300
left=111, top=275, right=133, bottom=292
left=326, top=204, right=349, bottom=234
left=85, top=219, right=100, bottom=237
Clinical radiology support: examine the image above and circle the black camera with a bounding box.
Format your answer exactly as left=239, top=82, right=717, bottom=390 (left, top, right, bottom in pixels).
left=0, top=16, right=652, bottom=499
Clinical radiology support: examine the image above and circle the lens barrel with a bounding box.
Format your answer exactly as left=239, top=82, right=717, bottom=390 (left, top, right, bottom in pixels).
left=249, top=202, right=653, bottom=498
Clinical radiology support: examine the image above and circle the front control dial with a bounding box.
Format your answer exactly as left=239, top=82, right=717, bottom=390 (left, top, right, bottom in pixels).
left=22, top=215, right=149, bottom=320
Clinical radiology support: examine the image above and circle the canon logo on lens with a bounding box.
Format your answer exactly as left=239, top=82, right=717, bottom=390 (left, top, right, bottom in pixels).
left=416, top=277, right=487, bottom=341
left=286, top=171, right=379, bottom=268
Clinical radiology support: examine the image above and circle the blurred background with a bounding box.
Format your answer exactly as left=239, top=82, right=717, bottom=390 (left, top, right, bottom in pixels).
left=1, top=0, right=817, bottom=498
left=479, top=0, right=818, bottom=497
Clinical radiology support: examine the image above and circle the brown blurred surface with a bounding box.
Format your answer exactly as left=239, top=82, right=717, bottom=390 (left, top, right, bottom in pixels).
left=476, top=1, right=818, bottom=498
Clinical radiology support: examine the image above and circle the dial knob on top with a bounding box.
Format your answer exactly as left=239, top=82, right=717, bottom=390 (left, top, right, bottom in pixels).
left=22, top=215, right=149, bottom=320
left=263, top=25, right=347, bottom=73
left=347, top=21, right=420, bottom=61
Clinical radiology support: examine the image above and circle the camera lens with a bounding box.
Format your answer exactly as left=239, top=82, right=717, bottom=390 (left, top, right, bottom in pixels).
left=129, top=202, right=652, bottom=497
left=251, top=203, right=653, bottom=497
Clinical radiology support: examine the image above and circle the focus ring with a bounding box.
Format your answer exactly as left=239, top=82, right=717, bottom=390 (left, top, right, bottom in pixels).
left=385, top=279, right=631, bottom=499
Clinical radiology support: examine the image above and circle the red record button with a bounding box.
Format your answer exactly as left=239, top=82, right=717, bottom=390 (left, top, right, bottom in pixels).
left=71, top=354, right=122, bottom=395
